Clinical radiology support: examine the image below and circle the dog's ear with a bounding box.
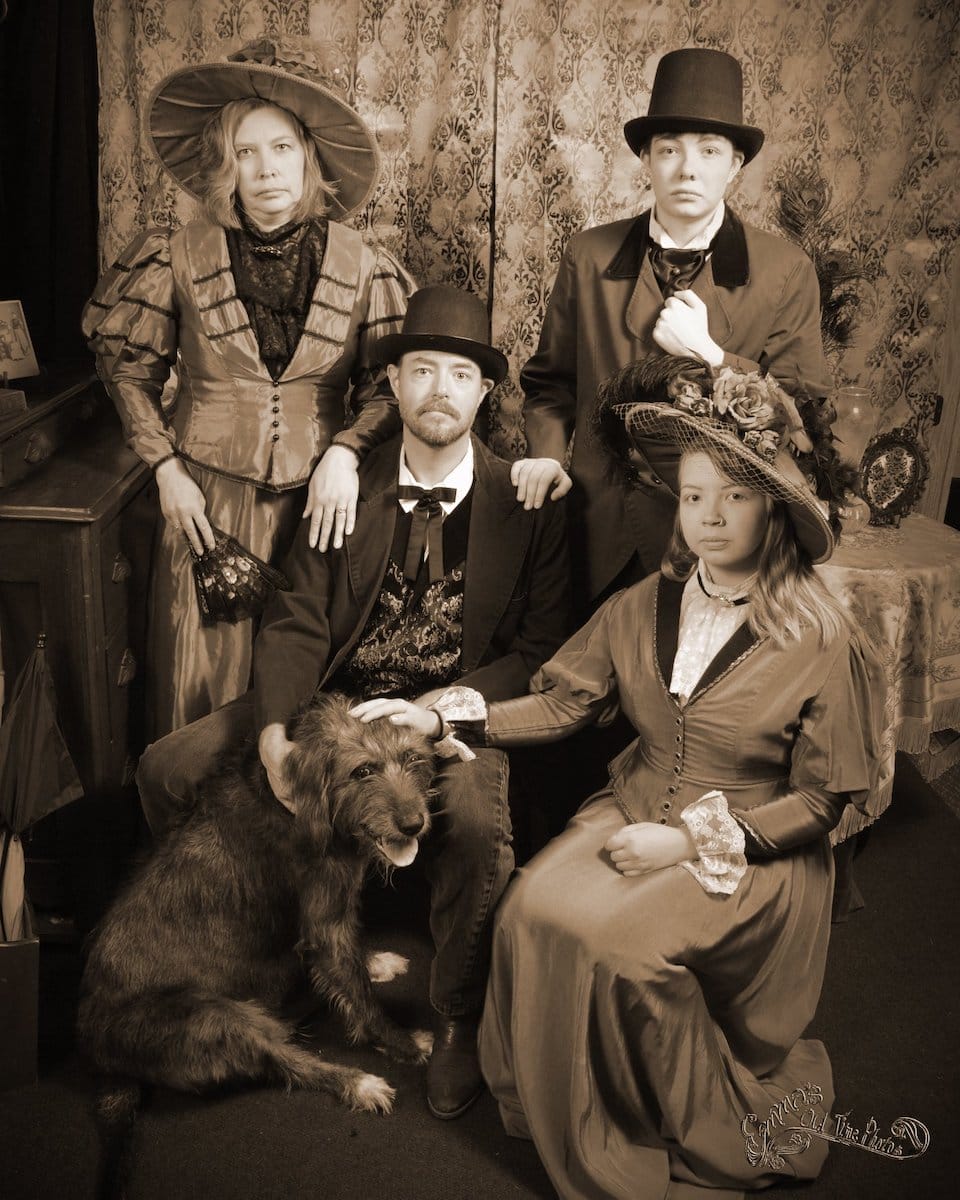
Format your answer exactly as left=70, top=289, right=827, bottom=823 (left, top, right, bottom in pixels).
left=281, top=707, right=341, bottom=850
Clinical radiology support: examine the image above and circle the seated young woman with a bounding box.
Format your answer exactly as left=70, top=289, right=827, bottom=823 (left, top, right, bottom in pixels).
left=352, top=354, right=885, bottom=1200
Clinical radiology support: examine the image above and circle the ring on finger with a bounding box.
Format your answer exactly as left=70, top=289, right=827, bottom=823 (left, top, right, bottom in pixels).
left=335, top=505, right=347, bottom=514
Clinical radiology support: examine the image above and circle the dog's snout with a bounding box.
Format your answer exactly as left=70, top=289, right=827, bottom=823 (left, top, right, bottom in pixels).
left=399, top=813, right=426, bottom=838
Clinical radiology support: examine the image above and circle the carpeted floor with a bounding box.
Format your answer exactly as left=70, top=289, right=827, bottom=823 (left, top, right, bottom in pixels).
left=2, top=755, right=958, bottom=1200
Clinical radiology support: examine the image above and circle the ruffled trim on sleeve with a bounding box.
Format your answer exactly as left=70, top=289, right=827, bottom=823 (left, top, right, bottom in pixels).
left=789, top=631, right=886, bottom=816
left=355, top=242, right=417, bottom=367
left=82, top=228, right=178, bottom=378
left=82, top=228, right=179, bottom=467
left=679, top=789, right=748, bottom=895
left=428, top=685, right=488, bottom=761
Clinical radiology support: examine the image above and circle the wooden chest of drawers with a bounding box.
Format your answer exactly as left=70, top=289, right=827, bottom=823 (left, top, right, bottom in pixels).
left=0, top=391, right=156, bottom=926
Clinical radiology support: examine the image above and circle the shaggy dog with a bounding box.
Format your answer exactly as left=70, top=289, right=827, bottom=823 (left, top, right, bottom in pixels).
left=77, top=693, right=436, bottom=1132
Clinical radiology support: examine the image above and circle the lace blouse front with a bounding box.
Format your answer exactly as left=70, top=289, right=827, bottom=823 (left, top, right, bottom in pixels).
left=669, top=564, right=755, bottom=704
left=225, top=213, right=328, bottom=379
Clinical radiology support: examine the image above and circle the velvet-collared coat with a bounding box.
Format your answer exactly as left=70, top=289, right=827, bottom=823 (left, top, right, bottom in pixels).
left=520, top=208, right=833, bottom=605
left=253, top=433, right=572, bottom=732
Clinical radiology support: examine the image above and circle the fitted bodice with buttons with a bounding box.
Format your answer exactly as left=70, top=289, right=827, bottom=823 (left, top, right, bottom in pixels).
left=487, top=572, right=882, bottom=846
left=82, top=219, right=413, bottom=491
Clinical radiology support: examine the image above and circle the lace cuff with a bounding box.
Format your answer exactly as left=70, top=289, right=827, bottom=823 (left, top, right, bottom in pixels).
left=427, top=686, right=488, bottom=762
left=679, top=789, right=748, bottom=895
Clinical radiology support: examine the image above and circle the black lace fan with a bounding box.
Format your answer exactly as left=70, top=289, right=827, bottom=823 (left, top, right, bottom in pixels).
left=189, top=527, right=290, bottom=626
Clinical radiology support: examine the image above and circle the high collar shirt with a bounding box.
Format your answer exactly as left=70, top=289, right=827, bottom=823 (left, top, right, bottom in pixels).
left=669, top=564, right=755, bottom=704
left=398, top=441, right=475, bottom=517
left=649, top=201, right=726, bottom=250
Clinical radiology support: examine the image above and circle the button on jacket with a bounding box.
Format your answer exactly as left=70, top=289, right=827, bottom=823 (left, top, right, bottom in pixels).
left=83, top=218, right=413, bottom=489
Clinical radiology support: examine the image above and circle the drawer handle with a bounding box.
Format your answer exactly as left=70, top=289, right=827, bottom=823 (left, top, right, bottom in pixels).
left=24, top=430, right=53, bottom=465
left=116, top=648, right=137, bottom=687
left=111, top=553, right=132, bottom=584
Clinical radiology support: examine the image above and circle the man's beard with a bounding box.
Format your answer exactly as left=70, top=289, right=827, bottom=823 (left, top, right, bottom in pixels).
left=406, top=403, right=471, bottom=447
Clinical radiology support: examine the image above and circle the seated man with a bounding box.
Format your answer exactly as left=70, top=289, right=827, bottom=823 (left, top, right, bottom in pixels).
left=137, top=285, right=572, bottom=1121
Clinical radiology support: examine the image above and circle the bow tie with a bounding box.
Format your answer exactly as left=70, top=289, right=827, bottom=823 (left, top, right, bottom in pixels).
left=397, top=484, right=458, bottom=583
left=649, top=245, right=709, bottom=295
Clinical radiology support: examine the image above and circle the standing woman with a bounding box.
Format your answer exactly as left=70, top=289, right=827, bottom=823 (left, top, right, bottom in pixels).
left=83, top=41, right=414, bottom=736
left=355, top=355, right=884, bottom=1198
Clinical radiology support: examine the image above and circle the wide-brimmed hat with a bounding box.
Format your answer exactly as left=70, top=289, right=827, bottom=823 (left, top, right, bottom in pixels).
left=374, top=286, right=509, bottom=385
left=147, top=39, right=379, bottom=221
left=596, top=356, right=835, bottom=563
left=624, top=48, right=765, bottom=165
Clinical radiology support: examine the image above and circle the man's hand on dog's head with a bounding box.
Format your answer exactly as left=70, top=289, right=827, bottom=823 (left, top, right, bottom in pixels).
left=258, top=723, right=298, bottom=814
left=349, top=697, right=443, bottom=739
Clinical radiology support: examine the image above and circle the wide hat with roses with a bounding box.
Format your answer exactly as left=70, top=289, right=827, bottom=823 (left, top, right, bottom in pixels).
left=147, top=38, right=379, bottom=221
left=595, top=355, right=836, bottom=564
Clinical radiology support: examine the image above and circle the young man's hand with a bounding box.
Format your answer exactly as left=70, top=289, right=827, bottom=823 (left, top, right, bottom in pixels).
left=349, top=697, right=443, bottom=739
left=510, top=457, right=572, bottom=508
left=652, top=290, right=724, bottom=366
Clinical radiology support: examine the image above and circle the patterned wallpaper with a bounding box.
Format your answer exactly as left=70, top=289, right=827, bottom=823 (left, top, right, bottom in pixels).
left=93, top=0, right=960, bottom=468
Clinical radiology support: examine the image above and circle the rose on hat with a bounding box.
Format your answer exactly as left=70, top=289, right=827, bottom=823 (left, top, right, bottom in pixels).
left=595, top=355, right=837, bottom=564
left=147, top=38, right=379, bottom=221
left=374, top=286, right=509, bottom=386
left=624, top=48, right=765, bottom=165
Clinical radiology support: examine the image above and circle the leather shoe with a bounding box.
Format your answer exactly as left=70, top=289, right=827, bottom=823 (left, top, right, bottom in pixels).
left=426, top=1015, right=483, bottom=1119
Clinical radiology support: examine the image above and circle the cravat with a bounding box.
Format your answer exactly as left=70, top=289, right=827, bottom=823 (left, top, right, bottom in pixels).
left=397, top=485, right=458, bottom=583
left=649, top=245, right=708, bottom=295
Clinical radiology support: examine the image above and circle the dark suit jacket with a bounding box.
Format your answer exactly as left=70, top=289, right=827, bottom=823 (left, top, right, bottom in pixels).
left=253, top=433, right=572, bottom=732
left=520, top=208, right=832, bottom=605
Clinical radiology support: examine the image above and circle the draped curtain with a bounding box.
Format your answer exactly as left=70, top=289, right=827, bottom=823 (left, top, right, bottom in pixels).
left=92, top=0, right=959, bottom=467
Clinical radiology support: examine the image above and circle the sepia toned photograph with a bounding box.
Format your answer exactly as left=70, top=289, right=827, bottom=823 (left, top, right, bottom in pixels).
left=0, top=2, right=958, bottom=1199
left=0, top=300, right=39, bottom=381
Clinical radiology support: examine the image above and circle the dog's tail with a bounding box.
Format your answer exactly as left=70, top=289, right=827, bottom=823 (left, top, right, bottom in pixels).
left=93, top=1077, right=144, bottom=1200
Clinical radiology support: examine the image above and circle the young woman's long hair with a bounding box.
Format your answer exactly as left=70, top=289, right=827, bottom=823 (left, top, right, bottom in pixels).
left=196, top=98, right=338, bottom=228
left=662, top=443, right=853, bottom=647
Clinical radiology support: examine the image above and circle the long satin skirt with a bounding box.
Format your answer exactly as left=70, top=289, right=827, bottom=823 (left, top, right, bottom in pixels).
left=478, top=795, right=836, bottom=1200
left=146, top=463, right=304, bottom=738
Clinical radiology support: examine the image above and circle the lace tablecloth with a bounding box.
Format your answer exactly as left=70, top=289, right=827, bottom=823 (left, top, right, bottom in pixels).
left=818, top=514, right=960, bottom=840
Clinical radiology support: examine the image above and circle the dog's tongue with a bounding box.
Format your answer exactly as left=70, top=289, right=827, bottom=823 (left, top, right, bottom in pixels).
left=379, top=837, right=419, bottom=868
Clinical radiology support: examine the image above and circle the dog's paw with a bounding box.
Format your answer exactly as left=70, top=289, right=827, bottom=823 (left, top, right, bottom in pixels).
left=412, top=1029, right=434, bottom=1061
left=376, top=1027, right=434, bottom=1064
left=366, top=951, right=409, bottom=983
left=348, top=1071, right=396, bottom=1114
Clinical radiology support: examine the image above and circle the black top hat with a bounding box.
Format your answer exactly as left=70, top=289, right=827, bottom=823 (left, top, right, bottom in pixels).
left=374, top=286, right=508, bottom=385
left=624, top=48, right=765, bottom=164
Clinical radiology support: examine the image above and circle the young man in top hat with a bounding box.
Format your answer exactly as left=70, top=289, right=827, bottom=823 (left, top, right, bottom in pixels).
left=510, top=46, right=832, bottom=616
left=136, top=285, right=572, bottom=1120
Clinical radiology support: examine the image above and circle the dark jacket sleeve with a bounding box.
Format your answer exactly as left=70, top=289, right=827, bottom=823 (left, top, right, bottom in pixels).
left=456, top=495, right=573, bottom=702
left=720, top=249, right=833, bottom=399
left=252, top=519, right=337, bottom=733
left=519, top=242, right=578, bottom=463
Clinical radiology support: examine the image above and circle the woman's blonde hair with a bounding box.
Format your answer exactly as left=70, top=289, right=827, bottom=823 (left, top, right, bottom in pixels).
left=662, top=442, right=853, bottom=647
left=196, top=98, right=338, bottom=228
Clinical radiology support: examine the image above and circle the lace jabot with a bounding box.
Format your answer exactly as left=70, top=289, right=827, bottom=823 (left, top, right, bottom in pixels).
left=226, top=212, right=328, bottom=379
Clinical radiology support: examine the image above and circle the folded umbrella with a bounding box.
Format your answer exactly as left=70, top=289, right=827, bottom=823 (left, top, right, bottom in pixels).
left=0, top=636, right=83, bottom=941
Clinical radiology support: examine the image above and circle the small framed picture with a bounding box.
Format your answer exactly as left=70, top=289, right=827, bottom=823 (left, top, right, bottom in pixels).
left=0, top=300, right=40, bottom=381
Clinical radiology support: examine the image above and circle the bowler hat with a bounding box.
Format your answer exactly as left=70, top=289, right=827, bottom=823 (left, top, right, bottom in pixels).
left=624, top=48, right=764, bottom=165
left=148, top=39, right=379, bottom=221
left=374, top=286, right=508, bottom=385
